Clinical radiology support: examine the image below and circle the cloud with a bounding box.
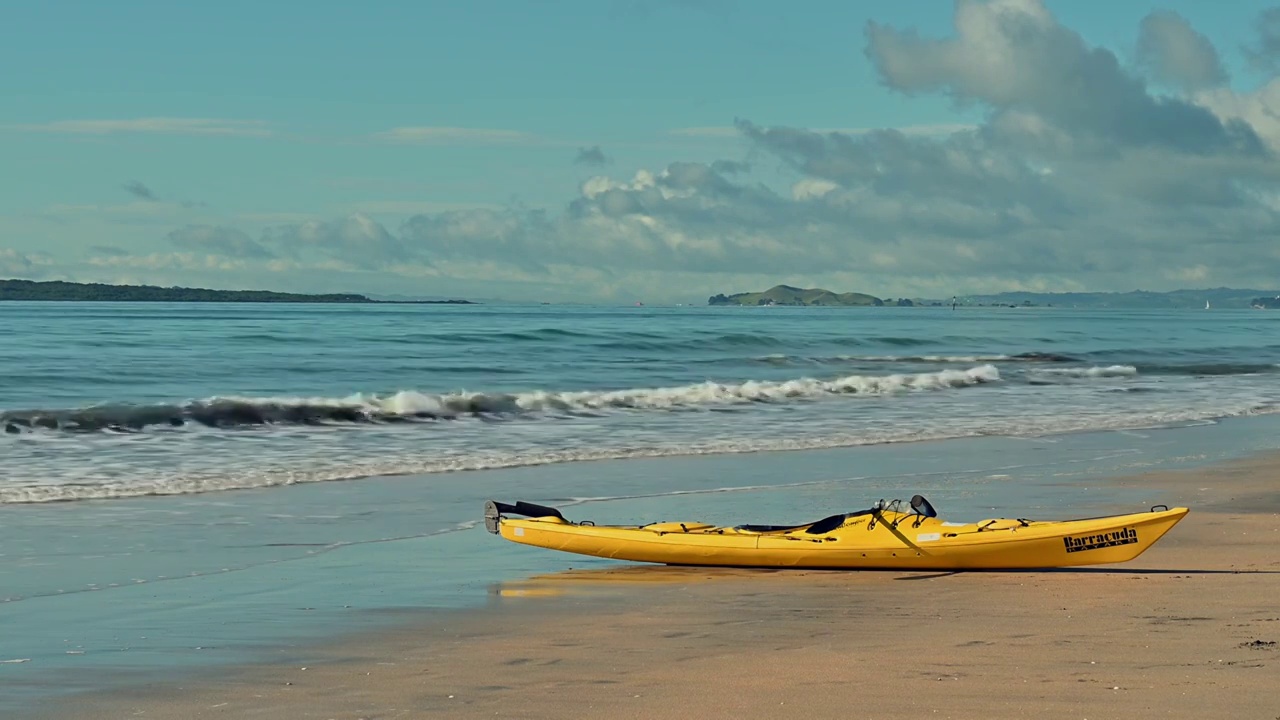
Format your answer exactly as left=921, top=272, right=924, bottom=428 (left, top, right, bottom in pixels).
left=710, top=159, right=750, bottom=174
left=11, top=118, right=271, bottom=137
left=1193, top=80, right=1280, bottom=152
left=1136, top=10, right=1228, bottom=92
left=122, top=180, right=157, bottom=201
left=400, top=208, right=549, bottom=272
left=22, top=1, right=1280, bottom=301
left=1, top=249, right=34, bottom=274
left=117, top=181, right=208, bottom=210
left=342, top=200, right=500, bottom=216
left=574, top=145, right=610, bottom=166
left=382, top=0, right=1278, bottom=293
left=1244, top=8, right=1280, bottom=74
left=168, top=225, right=276, bottom=259
left=371, top=127, right=536, bottom=145
left=0, top=249, right=55, bottom=278
left=88, top=251, right=253, bottom=273
left=864, top=0, right=1262, bottom=155
left=262, top=213, right=413, bottom=268
left=670, top=123, right=977, bottom=139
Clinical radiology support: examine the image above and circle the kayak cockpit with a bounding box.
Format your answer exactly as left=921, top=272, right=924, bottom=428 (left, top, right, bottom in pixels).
left=732, top=494, right=941, bottom=535
left=734, top=510, right=868, bottom=535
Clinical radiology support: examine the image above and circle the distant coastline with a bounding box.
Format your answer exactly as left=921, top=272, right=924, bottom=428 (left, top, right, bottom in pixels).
left=0, top=279, right=475, bottom=304
left=708, top=284, right=1280, bottom=309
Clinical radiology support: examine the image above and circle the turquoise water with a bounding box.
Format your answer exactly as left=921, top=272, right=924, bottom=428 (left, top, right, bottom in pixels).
left=3, top=302, right=1279, bottom=502
left=3, top=301, right=1280, bottom=711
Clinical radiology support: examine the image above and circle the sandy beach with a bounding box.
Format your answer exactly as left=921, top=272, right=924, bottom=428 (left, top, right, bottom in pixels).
left=41, top=447, right=1280, bottom=720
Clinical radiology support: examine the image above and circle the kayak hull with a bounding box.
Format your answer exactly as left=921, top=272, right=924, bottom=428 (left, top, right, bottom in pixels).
left=484, top=499, right=1189, bottom=570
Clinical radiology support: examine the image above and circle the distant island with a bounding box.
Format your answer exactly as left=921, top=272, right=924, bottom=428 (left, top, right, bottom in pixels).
left=709, top=285, right=885, bottom=307
left=0, top=279, right=475, bottom=304
left=923, top=288, right=1280, bottom=309
left=707, top=285, right=1280, bottom=309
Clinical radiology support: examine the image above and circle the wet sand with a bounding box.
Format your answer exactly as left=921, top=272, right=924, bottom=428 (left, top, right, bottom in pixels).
left=43, top=451, right=1280, bottom=720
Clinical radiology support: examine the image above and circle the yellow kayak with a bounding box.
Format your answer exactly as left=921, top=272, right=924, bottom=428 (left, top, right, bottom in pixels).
left=483, top=496, right=1188, bottom=570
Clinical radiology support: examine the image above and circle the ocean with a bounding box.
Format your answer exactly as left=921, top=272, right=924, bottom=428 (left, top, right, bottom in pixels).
left=3, top=302, right=1279, bottom=503
left=4, top=301, right=1280, bottom=710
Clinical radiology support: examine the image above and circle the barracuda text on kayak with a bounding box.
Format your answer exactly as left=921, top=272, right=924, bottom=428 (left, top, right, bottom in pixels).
left=1063, top=527, right=1138, bottom=553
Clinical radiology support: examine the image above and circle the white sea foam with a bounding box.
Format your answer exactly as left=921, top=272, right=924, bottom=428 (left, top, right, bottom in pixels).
left=4, top=396, right=1276, bottom=504
left=187, top=365, right=1004, bottom=418
left=1028, top=365, right=1138, bottom=379
left=850, top=354, right=1014, bottom=363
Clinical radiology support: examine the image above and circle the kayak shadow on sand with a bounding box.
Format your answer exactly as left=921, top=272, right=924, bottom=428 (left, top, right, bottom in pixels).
left=488, top=563, right=1280, bottom=598
left=894, top=567, right=1280, bottom=580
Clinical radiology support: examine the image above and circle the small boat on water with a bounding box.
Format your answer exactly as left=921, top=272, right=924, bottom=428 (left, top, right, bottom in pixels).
left=484, top=496, right=1188, bottom=570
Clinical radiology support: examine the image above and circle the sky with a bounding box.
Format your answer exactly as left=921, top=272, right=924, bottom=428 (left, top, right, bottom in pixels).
left=3, top=0, right=1280, bottom=303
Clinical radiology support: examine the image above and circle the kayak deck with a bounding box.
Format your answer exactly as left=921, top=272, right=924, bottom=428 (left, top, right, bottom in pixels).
left=483, top=497, right=1189, bottom=570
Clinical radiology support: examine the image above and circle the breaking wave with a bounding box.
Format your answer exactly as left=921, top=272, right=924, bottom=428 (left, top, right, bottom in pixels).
left=591, top=333, right=1012, bottom=353
left=847, top=351, right=1078, bottom=363
left=1028, top=365, right=1139, bottom=380
left=751, top=351, right=1079, bottom=365
left=2, top=365, right=1001, bottom=434
left=5, top=397, right=1277, bottom=504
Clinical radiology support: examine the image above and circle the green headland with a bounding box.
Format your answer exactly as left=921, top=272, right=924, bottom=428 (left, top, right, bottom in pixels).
left=0, top=279, right=474, bottom=304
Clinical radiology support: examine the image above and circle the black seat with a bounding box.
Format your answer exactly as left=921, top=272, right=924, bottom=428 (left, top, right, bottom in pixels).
left=910, top=494, right=938, bottom=518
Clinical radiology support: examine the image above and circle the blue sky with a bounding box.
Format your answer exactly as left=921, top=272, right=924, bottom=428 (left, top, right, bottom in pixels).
left=4, top=0, right=1280, bottom=302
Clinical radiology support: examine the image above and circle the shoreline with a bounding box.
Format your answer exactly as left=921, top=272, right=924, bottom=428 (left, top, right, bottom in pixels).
left=26, top=422, right=1280, bottom=719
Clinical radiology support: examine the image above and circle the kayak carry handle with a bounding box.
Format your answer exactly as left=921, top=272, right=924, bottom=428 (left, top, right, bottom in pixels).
left=1150, top=504, right=1169, bottom=512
